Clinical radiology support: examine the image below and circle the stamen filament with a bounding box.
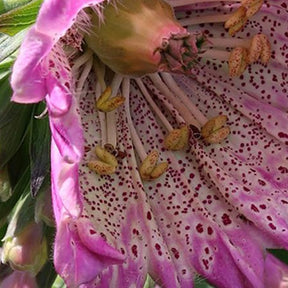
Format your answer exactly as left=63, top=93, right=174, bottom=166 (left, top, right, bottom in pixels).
left=76, top=60, right=93, bottom=92
left=201, top=49, right=231, bottom=61
left=207, top=37, right=250, bottom=49
left=135, top=78, right=174, bottom=132
left=179, top=14, right=231, bottom=27
left=106, top=73, right=123, bottom=148
left=149, top=73, right=201, bottom=129
left=167, top=0, right=239, bottom=8
left=160, top=73, right=208, bottom=126
left=71, top=49, right=93, bottom=73
left=123, top=78, right=147, bottom=162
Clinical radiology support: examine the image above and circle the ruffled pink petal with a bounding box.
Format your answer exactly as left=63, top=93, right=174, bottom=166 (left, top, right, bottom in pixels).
left=46, top=75, right=83, bottom=164
left=51, top=139, right=82, bottom=222
left=11, top=0, right=106, bottom=104
left=11, top=28, right=52, bottom=103
left=264, top=253, right=288, bottom=288
left=54, top=216, right=125, bottom=288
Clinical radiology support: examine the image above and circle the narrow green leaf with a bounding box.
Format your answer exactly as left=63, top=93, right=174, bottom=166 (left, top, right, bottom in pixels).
left=0, top=0, right=32, bottom=14
left=0, top=29, right=27, bottom=62
left=29, top=102, right=50, bottom=197
left=0, top=0, right=42, bottom=35
left=0, top=74, right=34, bottom=168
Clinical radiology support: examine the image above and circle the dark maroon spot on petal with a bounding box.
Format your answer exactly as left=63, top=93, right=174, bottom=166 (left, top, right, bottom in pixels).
left=258, top=179, right=266, bottom=186
left=222, top=213, right=232, bottom=225
left=202, top=259, right=209, bottom=270
left=171, top=247, right=180, bottom=259
left=259, top=204, right=267, bottom=209
left=278, top=166, right=288, bottom=174
left=147, top=211, right=152, bottom=220
left=196, top=223, right=204, bottom=233
left=269, top=223, right=277, bottom=230
left=207, top=226, right=214, bottom=235
left=89, top=229, right=96, bottom=235
left=131, top=244, right=138, bottom=257
left=278, top=132, right=288, bottom=139
left=251, top=204, right=260, bottom=213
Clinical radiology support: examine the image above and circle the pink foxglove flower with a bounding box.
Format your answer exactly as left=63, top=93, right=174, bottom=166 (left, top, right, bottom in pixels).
left=11, top=0, right=288, bottom=287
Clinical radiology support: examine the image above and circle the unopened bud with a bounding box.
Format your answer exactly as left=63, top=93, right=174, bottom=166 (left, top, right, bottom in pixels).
left=139, top=150, right=168, bottom=181
left=164, top=126, right=190, bottom=150
left=201, top=115, right=230, bottom=144
left=229, top=47, right=248, bottom=77
left=2, top=222, right=47, bottom=275
left=225, top=6, right=248, bottom=36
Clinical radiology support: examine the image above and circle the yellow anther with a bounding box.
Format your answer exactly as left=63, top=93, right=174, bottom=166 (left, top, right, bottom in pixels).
left=139, top=150, right=168, bottom=181
left=201, top=115, right=230, bottom=144
left=241, top=0, right=263, bottom=18
left=258, top=34, right=271, bottom=65
left=224, top=6, right=248, bottom=36
left=248, top=34, right=271, bottom=64
left=164, top=125, right=190, bottom=151
left=96, top=86, right=125, bottom=112
left=88, top=160, right=116, bottom=175
left=229, top=47, right=248, bottom=77
left=94, top=145, right=118, bottom=168
left=88, top=146, right=118, bottom=175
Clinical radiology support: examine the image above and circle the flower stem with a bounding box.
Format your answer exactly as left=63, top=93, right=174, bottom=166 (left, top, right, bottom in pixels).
left=123, top=78, right=147, bottom=162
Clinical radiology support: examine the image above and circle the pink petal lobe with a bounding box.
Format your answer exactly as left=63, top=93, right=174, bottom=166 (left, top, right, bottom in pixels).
left=54, top=216, right=124, bottom=288
left=11, top=28, right=52, bottom=103
left=51, top=139, right=82, bottom=222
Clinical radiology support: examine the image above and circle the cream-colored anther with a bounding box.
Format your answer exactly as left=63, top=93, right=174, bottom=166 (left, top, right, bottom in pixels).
left=241, top=0, right=263, bottom=18
left=94, top=145, right=118, bottom=167
left=139, top=150, right=168, bottom=181
left=201, top=115, right=230, bottom=144
left=229, top=47, right=248, bottom=77
left=96, top=86, right=125, bottom=112
left=225, top=6, right=248, bottom=36
left=248, top=34, right=271, bottom=64
left=88, top=160, right=116, bottom=175
left=88, top=146, right=118, bottom=175
left=164, top=126, right=190, bottom=151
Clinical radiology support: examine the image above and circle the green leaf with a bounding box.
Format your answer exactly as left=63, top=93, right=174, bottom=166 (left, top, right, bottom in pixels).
left=0, top=28, right=27, bottom=62
left=0, top=0, right=42, bottom=36
left=0, top=74, right=34, bottom=168
left=37, top=259, right=57, bottom=288
left=51, top=275, right=67, bottom=288
left=29, top=102, right=50, bottom=197
left=0, top=0, right=33, bottom=14
left=268, top=249, right=288, bottom=266
left=0, top=166, right=29, bottom=225
left=194, top=276, right=215, bottom=288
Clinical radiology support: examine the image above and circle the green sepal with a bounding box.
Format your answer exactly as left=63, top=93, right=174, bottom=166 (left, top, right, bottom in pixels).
left=51, top=275, right=67, bottom=288
left=0, top=74, right=34, bottom=169
left=0, top=0, right=42, bottom=36
left=29, top=102, right=50, bottom=197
